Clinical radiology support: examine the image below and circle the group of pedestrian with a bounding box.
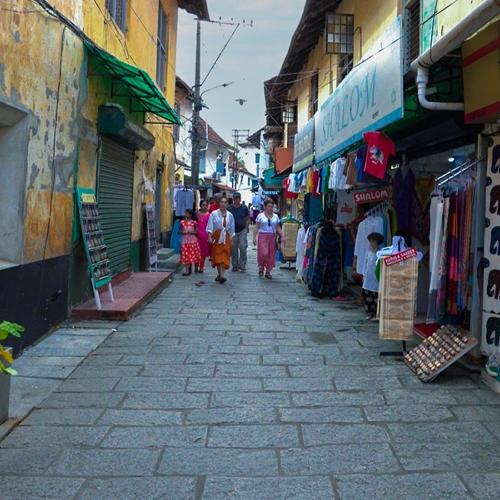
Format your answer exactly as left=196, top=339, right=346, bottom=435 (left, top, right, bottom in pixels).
left=179, top=193, right=284, bottom=284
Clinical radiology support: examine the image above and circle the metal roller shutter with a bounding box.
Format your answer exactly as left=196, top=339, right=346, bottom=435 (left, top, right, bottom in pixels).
left=97, top=138, right=134, bottom=275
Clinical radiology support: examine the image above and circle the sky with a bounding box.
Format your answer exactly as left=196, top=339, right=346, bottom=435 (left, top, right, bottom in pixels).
left=176, top=0, right=306, bottom=145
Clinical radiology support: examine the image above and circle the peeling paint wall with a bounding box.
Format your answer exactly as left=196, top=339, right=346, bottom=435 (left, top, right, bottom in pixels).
left=0, top=0, right=84, bottom=264
left=81, top=0, right=179, bottom=247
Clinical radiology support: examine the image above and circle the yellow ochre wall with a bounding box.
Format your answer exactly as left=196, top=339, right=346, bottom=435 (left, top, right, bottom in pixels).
left=81, top=0, right=179, bottom=244
left=0, top=0, right=85, bottom=263
left=288, top=0, right=400, bottom=131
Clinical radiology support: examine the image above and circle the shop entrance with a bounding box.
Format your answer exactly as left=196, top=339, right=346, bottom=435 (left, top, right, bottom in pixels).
left=97, top=137, right=134, bottom=275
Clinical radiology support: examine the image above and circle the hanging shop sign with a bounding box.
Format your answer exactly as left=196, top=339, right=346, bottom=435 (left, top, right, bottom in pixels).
left=293, top=118, right=315, bottom=173
left=353, top=188, right=389, bottom=205
left=385, top=248, right=418, bottom=267
left=314, top=17, right=404, bottom=163
left=481, top=136, right=500, bottom=356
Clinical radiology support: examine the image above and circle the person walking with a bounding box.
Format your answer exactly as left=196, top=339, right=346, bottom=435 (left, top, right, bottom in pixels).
left=253, top=198, right=284, bottom=279
left=207, top=197, right=235, bottom=284
left=196, top=199, right=210, bottom=273
left=179, top=209, right=201, bottom=276
left=228, top=192, right=250, bottom=273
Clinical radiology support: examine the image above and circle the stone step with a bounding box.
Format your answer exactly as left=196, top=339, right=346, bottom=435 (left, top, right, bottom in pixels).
left=158, top=254, right=181, bottom=271
left=157, top=248, right=176, bottom=262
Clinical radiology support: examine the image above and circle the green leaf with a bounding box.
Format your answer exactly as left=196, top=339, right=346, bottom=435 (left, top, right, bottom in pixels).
left=3, top=367, right=17, bottom=376
left=0, top=330, right=9, bottom=341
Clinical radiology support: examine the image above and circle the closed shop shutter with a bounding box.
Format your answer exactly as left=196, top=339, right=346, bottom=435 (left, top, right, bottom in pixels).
left=97, top=137, right=135, bottom=275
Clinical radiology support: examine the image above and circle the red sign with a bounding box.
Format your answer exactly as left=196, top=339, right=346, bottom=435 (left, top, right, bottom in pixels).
left=353, top=188, right=389, bottom=205
left=384, top=248, right=417, bottom=266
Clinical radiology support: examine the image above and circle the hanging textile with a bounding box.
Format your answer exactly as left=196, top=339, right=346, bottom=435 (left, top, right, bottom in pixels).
left=427, top=196, right=444, bottom=322
left=378, top=255, right=419, bottom=340
left=310, top=223, right=342, bottom=298
left=392, top=168, right=415, bottom=237
left=296, top=225, right=307, bottom=280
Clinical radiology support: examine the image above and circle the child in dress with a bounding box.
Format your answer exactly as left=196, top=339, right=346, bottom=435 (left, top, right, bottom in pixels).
left=179, top=209, right=201, bottom=276
left=362, top=232, right=384, bottom=320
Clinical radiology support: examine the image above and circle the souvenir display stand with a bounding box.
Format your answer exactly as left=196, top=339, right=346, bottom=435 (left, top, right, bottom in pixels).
left=280, top=216, right=300, bottom=270
left=378, top=245, right=419, bottom=357
left=145, top=204, right=158, bottom=272
left=76, top=187, right=114, bottom=310
left=404, top=325, right=478, bottom=382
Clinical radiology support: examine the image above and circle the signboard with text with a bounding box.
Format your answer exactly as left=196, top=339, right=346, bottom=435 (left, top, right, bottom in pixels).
left=353, top=188, right=389, bottom=205
left=315, top=17, right=403, bottom=163
left=385, top=248, right=418, bottom=267
left=293, top=118, right=315, bottom=172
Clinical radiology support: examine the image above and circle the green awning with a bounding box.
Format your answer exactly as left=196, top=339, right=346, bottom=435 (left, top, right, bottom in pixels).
left=84, top=41, right=181, bottom=125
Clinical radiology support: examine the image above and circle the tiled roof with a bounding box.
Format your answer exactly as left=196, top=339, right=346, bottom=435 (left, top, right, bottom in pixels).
left=198, top=118, right=231, bottom=149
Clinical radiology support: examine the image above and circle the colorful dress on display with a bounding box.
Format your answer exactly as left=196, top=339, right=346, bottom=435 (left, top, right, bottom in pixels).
left=180, top=220, right=201, bottom=265
left=196, top=212, right=211, bottom=268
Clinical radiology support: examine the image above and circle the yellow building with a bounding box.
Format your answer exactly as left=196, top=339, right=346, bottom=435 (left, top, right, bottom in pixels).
left=0, top=0, right=209, bottom=351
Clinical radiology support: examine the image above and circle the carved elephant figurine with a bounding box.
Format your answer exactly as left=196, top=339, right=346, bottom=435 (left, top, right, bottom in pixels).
left=487, top=269, right=500, bottom=300
left=490, top=226, right=500, bottom=256
left=490, top=186, right=500, bottom=215
left=492, top=145, right=500, bottom=174
left=486, top=316, right=500, bottom=348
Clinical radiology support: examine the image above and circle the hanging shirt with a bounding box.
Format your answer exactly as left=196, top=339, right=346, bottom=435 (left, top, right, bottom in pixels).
left=363, top=132, right=396, bottom=180
left=354, top=215, right=384, bottom=275
left=175, top=189, right=194, bottom=215
left=312, top=169, right=321, bottom=197
left=345, top=152, right=357, bottom=186
left=283, top=178, right=299, bottom=199
left=335, top=190, right=356, bottom=225
left=362, top=248, right=380, bottom=292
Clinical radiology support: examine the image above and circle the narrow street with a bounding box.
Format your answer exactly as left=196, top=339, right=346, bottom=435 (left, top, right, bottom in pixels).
left=1, top=247, right=499, bottom=499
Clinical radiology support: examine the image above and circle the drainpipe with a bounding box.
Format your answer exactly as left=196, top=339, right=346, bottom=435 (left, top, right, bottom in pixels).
left=411, top=0, right=500, bottom=111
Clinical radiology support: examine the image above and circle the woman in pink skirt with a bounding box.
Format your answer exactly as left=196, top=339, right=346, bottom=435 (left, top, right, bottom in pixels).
left=253, top=199, right=284, bottom=279
left=196, top=199, right=211, bottom=272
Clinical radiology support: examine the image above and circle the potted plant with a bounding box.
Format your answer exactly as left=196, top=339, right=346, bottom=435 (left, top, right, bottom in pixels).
left=0, top=321, right=24, bottom=424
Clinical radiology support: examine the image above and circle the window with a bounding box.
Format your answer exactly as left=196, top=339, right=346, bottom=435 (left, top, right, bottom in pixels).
left=282, top=100, right=297, bottom=124
left=105, top=0, right=128, bottom=32
left=156, top=4, right=168, bottom=91
left=248, top=176, right=251, bottom=187
left=309, top=72, right=319, bottom=118
left=338, top=53, right=354, bottom=83
left=326, top=13, right=354, bottom=55
left=405, top=0, right=421, bottom=66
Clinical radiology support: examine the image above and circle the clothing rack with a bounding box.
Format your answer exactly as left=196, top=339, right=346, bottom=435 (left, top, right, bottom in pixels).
left=436, top=157, right=484, bottom=187
left=365, top=201, right=388, bottom=218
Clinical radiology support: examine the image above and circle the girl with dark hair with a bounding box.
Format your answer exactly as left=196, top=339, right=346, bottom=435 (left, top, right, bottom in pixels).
left=179, top=209, right=201, bottom=276
left=196, top=199, right=210, bottom=273
left=253, top=198, right=284, bottom=279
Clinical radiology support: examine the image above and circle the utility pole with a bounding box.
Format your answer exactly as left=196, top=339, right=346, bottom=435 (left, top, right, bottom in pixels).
left=191, top=20, right=202, bottom=189
left=231, top=129, right=250, bottom=189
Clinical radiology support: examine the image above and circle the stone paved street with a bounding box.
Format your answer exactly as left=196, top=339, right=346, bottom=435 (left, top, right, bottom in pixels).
left=2, top=247, right=500, bottom=499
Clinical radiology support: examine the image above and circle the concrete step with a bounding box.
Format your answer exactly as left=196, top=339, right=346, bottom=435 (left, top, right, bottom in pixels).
left=158, top=254, right=181, bottom=271
left=157, top=248, right=176, bottom=261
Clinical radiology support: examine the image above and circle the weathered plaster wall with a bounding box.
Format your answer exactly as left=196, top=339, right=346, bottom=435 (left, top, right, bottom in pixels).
left=81, top=0, right=179, bottom=249
left=0, top=0, right=85, bottom=264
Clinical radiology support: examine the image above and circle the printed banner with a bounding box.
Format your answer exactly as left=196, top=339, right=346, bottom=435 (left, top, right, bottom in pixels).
left=353, top=188, right=389, bottom=205
left=482, top=136, right=500, bottom=355
left=384, top=248, right=418, bottom=267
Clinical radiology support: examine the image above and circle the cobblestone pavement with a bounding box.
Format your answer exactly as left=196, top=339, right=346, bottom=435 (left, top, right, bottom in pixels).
left=2, top=247, right=500, bottom=499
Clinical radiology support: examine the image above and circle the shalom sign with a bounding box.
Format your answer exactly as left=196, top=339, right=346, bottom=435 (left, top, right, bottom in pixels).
left=353, top=188, right=388, bottom=205
left=315, top=17, right=403, bottom=163
left=293, top=118, right=315, bottom=173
